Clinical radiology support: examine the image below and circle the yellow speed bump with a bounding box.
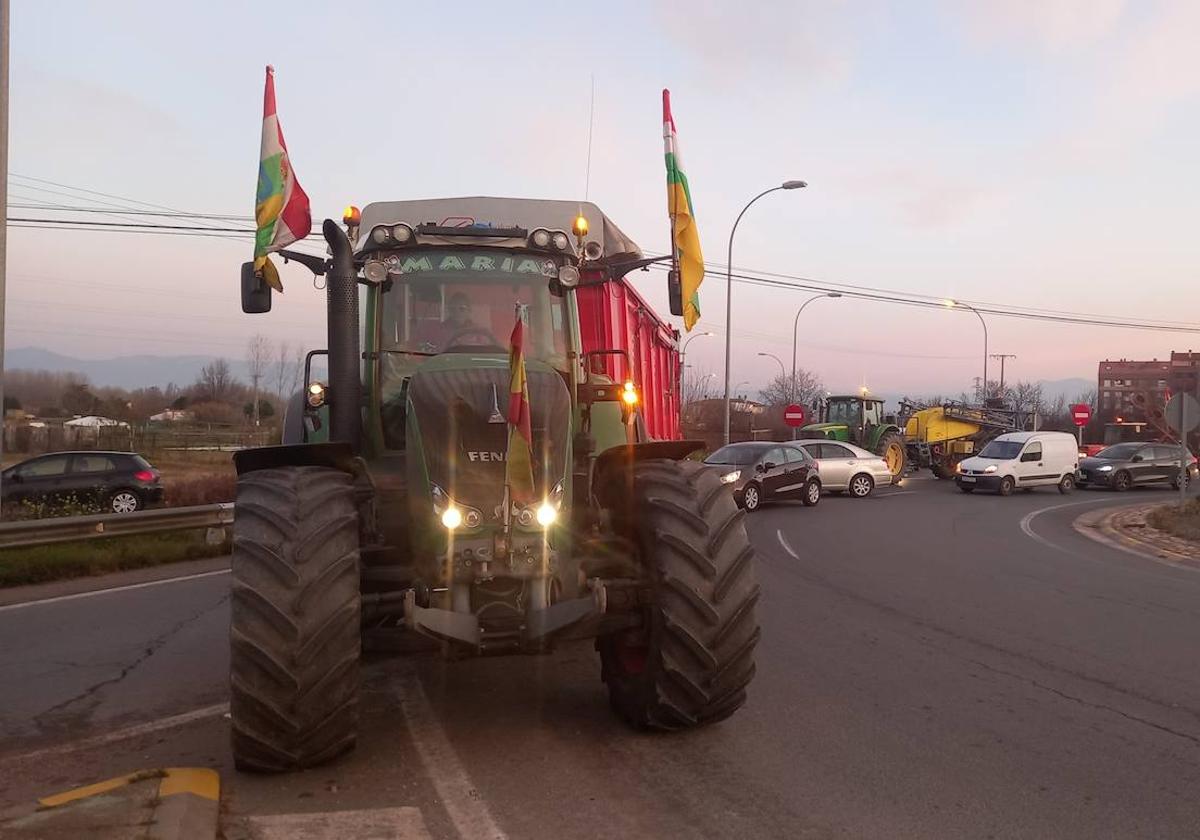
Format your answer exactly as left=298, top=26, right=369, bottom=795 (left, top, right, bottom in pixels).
left=37, top=769, right=165, bottom=809
left=37, top=768, right=218, bottom=809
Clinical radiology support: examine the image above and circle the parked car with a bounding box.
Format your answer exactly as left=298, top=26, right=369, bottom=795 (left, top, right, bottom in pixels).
left=0, top=451, right=164, bottom=513
left=794, top=439, right=893, bottom=498
left=955, top=431, right=1079, bottom=496
left=1077, top=442, right=1197, bottom=491
left=704, top=441, right=821, bottom=512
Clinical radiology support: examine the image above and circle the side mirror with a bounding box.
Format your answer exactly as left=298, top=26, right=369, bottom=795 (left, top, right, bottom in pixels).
left=762, top=461, right=777, bottom=471
left=1130, top=454, right=1143, bottom=462
left=241, top=262, right=272, bottom=314
left=667, top=269, right=683, bottom=317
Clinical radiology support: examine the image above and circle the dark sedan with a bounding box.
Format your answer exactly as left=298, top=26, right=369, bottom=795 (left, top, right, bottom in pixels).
left=1077, top=442, right=1197, bottom=491
left=704, top=442, right=821, bottom=512
left=1, top=451, right=164, bottom=513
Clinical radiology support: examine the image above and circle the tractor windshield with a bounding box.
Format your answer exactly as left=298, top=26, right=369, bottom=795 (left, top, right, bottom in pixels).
left=379, top=249, right=570, bottom=371
left=825, top=399, right=861, bottom=426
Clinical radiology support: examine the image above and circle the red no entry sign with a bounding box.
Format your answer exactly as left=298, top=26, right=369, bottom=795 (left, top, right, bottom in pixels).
left=784, top=404, right=806, bottom=427
left=1071, top=403, right=1092, bottom=427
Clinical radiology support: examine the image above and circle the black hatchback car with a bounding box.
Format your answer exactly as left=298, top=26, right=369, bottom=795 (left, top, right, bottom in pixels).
left=1, top=451, right=164, bottom=513
left=704, top=442, right=821, bottom=512
left=1077, top=442, right=1197, bottom=491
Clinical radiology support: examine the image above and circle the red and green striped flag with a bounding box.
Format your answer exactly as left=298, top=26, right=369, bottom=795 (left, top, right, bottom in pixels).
left=663, top=89, right=705, bottom=332
left=254, top=66, right=310, bottom=293
left=505, top=309, right=535, bottom=504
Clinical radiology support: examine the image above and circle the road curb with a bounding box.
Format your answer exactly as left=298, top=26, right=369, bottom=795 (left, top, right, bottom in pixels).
left=1073, top=503, right=1200, bottom=571
left=3, top=767, right=219, bottom=839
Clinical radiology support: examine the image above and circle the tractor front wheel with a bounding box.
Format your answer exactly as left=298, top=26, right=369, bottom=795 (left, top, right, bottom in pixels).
left=598, top=459, right=760, bottom=730
left=229, top=466, right=361, bottom=772
left=876, top=432, right=907, bottom=478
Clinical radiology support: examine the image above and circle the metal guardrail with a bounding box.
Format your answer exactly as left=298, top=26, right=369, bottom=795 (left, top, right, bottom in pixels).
left=0, top=503, right=235, bottom=549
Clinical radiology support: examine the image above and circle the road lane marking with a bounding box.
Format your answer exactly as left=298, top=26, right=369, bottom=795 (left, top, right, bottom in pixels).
left=0, top=568, right=230, bottom=613
left=1020, top=498, right=1129, bottom=553
left=777, top=530, right=800, bottom=559
left=250, top=807, right=432, bottom=839
left=391, top=666, right=508, bottom=840
left=4, top=703, right=229, bottom=762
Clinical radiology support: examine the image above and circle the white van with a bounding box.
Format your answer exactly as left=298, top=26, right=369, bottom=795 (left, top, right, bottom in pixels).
left=955, top=431, right=1079, bottom=496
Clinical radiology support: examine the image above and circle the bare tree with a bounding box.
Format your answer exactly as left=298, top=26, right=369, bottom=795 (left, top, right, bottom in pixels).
left=273, top=340, right=296, bottom=401
left=758, top=368, right=824, bottom=411
left=683, top=367, right=719, bottom=405
left=246, top=335, right=272, bottom=427
left=195, top=359, right=237, bottom=404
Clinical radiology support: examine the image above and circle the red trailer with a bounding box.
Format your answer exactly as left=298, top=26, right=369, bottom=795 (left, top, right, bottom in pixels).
left=577, top=277, right=682, bottom=441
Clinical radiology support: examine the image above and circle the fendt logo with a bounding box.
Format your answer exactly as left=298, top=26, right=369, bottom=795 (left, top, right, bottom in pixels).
left=467, top=451, right=506, bottom=462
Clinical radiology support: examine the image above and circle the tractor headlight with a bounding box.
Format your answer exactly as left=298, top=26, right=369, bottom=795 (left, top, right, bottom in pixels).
left=306, top=381, right=328, bottom=408
left=622, top=381, right=639, bottom=406
left=363, top=260, right=388, bottom=284
left=392, top=224, right=414, bottom=244
left=551, top=231, right=570, bottom=251
left=535, top=502, right=558, bottom=527
left=370, top=225, right=392, bottom=245
left=432, top=484, right=482, bottom=531
left=984, top=465, right=998, bottom=473
left=517, top=481, right=564, bottom=530
left=557, top=265, right=580, bottom=288
left=721, top=470, right=741, bottom=484
left=531, top=228, right=551, bottom=248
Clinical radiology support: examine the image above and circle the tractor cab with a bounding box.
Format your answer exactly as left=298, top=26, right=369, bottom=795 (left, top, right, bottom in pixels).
left=801, top=394, right=907, bottom=477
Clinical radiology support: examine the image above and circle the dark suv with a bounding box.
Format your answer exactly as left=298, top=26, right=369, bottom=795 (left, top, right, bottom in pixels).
left=1, top=451, right=164, bottom=513
left=1077, top=442, right=1197, bottom=491
left=704, top=442, right=821, bottom=512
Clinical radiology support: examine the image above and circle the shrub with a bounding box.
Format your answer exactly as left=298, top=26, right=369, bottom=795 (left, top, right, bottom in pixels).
left=164, top=473, right=236, bottom=507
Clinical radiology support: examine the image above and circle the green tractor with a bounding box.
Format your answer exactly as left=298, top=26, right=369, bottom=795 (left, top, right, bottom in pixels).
left=229, top=198, right=760, bottom=772
left=800, top=394, right=907, bottom=477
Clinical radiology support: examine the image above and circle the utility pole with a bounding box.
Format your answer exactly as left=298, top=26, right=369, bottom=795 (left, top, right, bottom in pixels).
left=990, top=354, right=1017, bottom=391
left=972, top=376, right=982, bottom=402
left=0, top=0, right=10, bottom=519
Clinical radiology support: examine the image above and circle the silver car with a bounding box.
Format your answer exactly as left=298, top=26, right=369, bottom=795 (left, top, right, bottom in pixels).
left=794, top=440, right=893, bottom=498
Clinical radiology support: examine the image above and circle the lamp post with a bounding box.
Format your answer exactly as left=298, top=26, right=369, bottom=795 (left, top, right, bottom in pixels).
left=724, top=180, right=807, bottom=444
left=757, top=352, right=785, bottom=392
left=791, top=292, right=841, bottom=403
left=680, top=330, right=714, bottom=372
left=945, top=299, right=988, bottom=402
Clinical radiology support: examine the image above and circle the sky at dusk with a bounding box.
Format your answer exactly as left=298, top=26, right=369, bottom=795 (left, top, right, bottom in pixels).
left=6, top=0, right=1199, bottom=397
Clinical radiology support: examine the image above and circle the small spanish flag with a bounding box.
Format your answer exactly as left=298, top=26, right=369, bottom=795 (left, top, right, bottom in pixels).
left=505, top=308, right=535, bottom=504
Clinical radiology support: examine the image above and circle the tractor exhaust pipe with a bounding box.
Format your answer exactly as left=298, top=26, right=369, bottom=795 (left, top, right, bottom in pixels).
left=322, top=218, right=362, bottom=454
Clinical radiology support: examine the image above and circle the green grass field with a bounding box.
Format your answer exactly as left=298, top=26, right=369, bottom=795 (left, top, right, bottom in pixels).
left=0, top=530, right=230, bottom=587
left=1147, top=499, right=1200, bottom=543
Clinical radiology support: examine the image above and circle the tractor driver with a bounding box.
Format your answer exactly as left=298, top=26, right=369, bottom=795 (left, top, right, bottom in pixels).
left=414, top=292, right=496, bottom=351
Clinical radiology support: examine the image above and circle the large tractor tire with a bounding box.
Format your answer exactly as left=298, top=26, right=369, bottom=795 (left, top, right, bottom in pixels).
left=598, top=459, right=760, bottom=730
left=875, top=431, right=907, bottom=478
left=230, top=466, right=361, bottom=773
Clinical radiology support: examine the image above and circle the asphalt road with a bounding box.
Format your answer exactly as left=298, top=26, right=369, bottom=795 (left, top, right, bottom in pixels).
left=2, top=477, right=1199, bottom=838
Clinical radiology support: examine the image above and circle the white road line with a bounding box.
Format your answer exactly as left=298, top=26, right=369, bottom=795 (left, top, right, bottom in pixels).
left=392, top=666, right=508, bottom=840
left=877, top=490, right=915, bottom=497
left=1019, top=498, right=1123, bottom=552
left=250, top=807, right=433, bottom=840
left=0, top=568, right=230, bottom=613
left=4, top=702, right=229, bottom=762
left=777, top=529, right=800, bottom=560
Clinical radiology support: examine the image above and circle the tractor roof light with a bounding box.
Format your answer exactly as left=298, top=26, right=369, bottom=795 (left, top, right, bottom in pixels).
left=531, top=228, right=551, bottom=248
left=343, top=205, right=362, bottom=227
left=551, top=231, right=570, bottom=251
left=557, top=265, right=580, bottom=288
left=363, top=260, right=388, bottom=285
left=391, top=223, right=414, bottom=244
left=370, top=225, right=393, bottom=246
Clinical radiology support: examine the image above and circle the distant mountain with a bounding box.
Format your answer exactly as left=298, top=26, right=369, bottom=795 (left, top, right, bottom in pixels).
left=6, top=347, right=245, bottom=390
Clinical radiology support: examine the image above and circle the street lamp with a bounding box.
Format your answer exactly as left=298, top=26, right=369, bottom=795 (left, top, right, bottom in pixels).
left=724, top=180, right=807, bottom=444
left=791, top=292, right=841, bottom=403
left=757, top=351, right=785, bottom=390
left=944, top=299, right=988, bottom=402
left=733, top=379, right=751, bottom=398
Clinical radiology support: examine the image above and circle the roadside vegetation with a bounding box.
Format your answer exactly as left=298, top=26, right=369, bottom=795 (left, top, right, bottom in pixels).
left=0, top=530, right=230, bottom=587
left=1147, top=499, right=1200, bottom=543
